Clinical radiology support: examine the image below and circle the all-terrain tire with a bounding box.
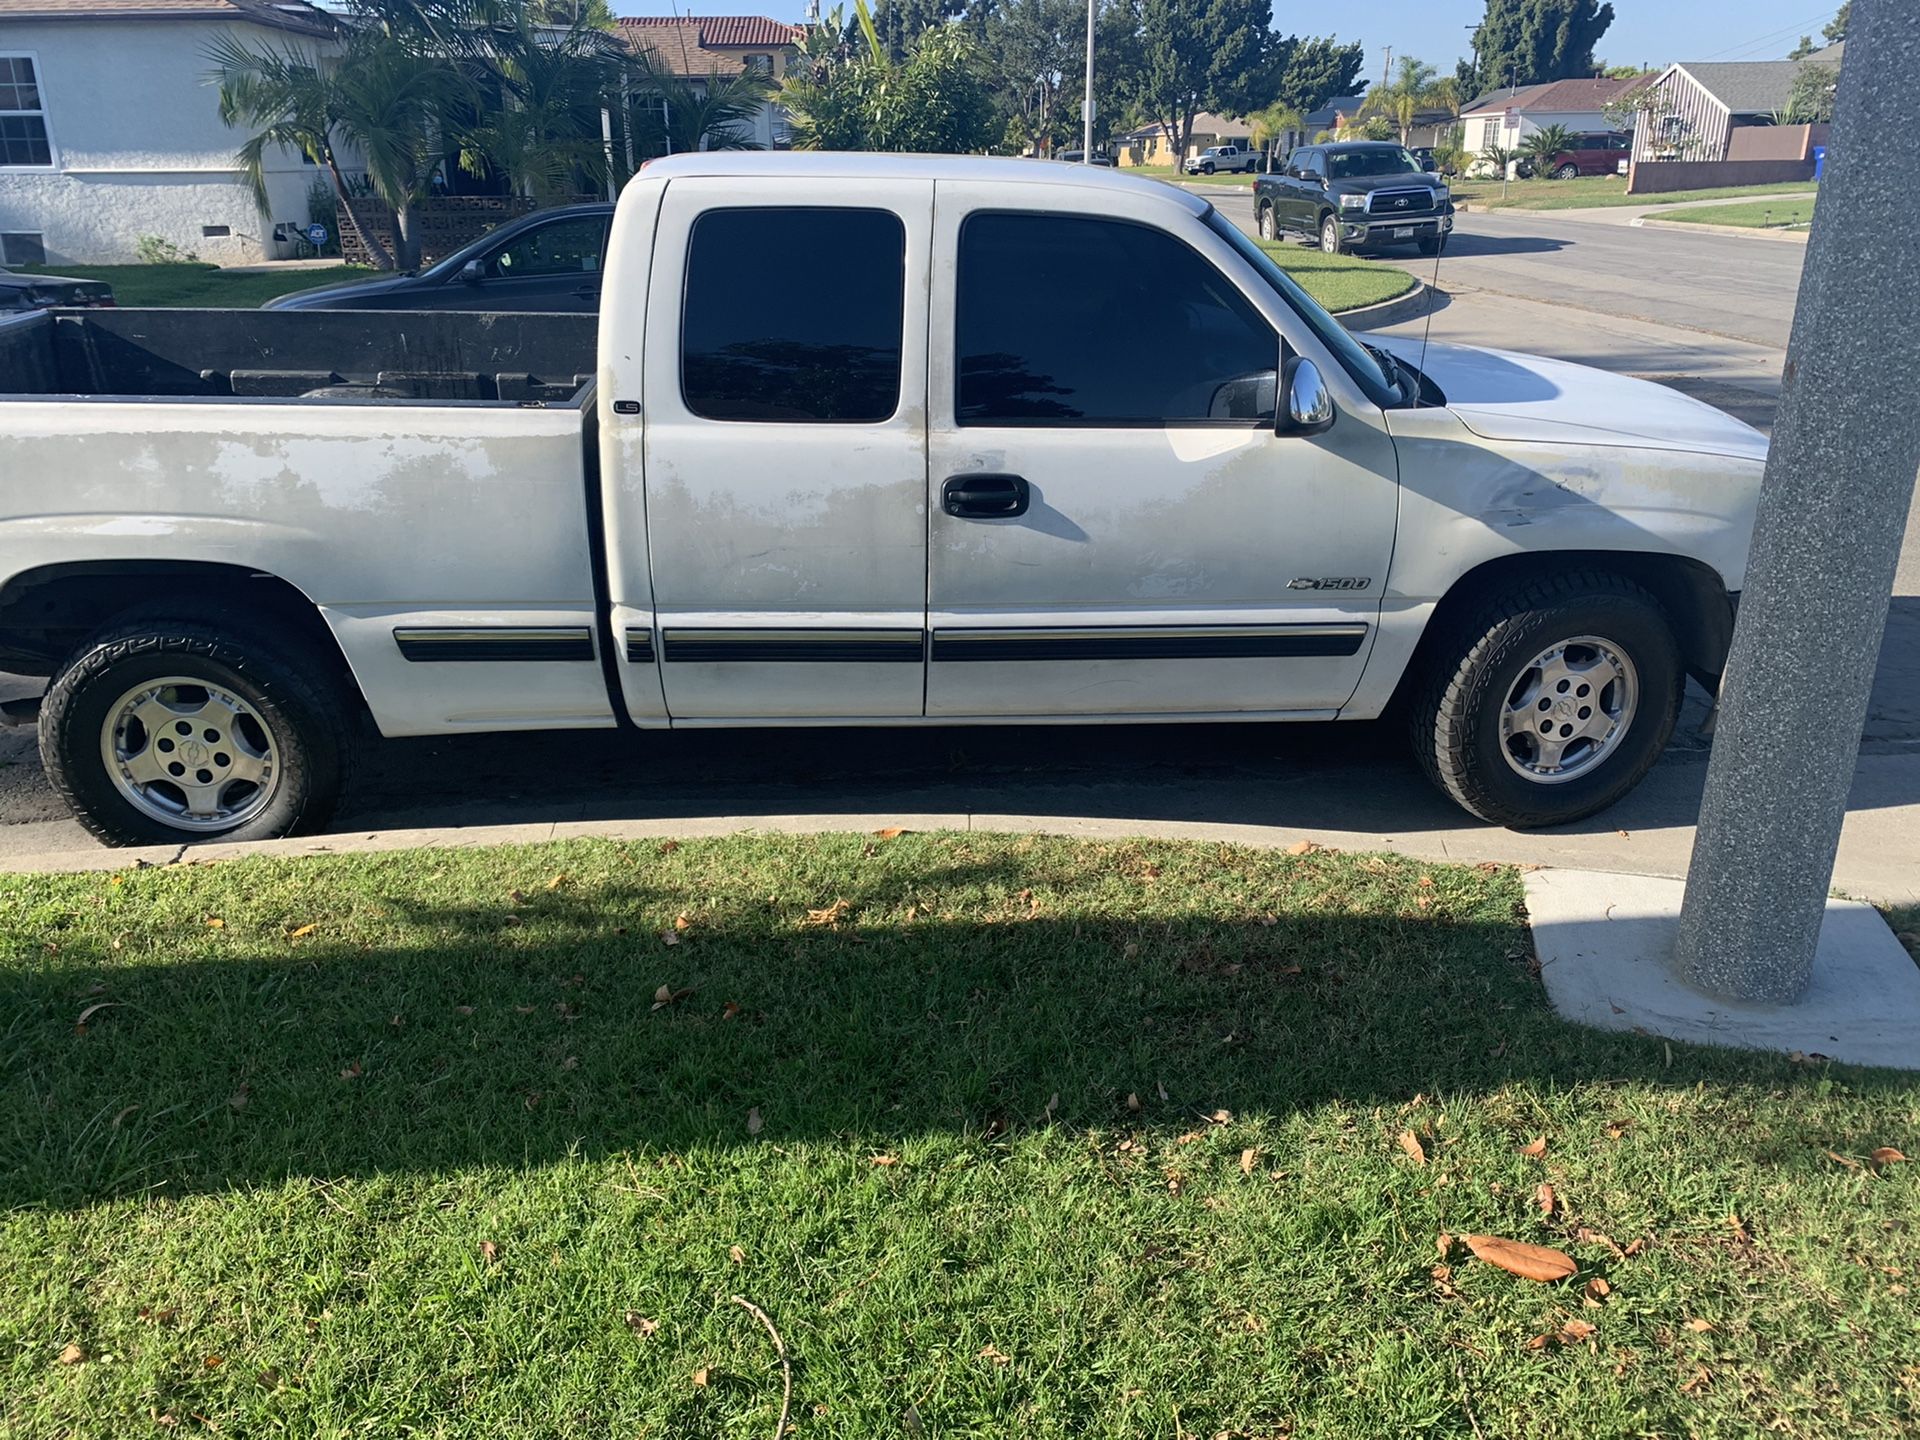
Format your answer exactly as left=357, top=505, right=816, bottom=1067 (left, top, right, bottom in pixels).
left=1410, top=571, right=1684, bottom=828
left=40, top=616, right=354, bottom=846
left=1319, top=213, right=1344, bottom=254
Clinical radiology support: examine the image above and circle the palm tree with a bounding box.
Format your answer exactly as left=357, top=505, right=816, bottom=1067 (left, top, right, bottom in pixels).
left=328, top=35, right=473, bottom=267
left=1246, top=102, right=1305, bottom=173
left=1518, top=122, right=1577, bottom=178
left=209, top=34, right=400, bottom=269
left=626, top=59, right=775, bottom=159
left=458, top=14, right=623, bottom=200
left=1362, top=57, right=1457, bottom=145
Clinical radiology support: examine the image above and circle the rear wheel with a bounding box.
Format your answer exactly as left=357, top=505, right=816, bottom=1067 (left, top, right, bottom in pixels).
left=40, top=616, right=352, bottom=846
left=1319, top=213, right=1344, bottom=255
left=1257, top=202, right=1277, bottom=240
left=1411, top=572, right=1683, bottom=828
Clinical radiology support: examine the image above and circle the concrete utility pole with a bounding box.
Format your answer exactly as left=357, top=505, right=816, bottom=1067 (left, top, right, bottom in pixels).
left=1082, top=0, right=1095, bottom=163
left=1674, top=0, right=1920, bottom=1003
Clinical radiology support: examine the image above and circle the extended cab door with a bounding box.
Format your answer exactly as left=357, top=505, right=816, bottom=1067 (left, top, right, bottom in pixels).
left=923, top=183, right=1399, bottom=718
left=636, top=179, right=932, bottom=718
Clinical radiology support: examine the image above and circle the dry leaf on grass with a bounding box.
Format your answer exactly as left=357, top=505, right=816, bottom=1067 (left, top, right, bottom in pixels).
left=1284, top=840, right=1317, bottom=856
left=1463, top=1234, right=1577, bottom=1283
left=977, top=1344, right=1012, bottom=1367
left=651, top=985, right=695, bottom=1011
left=479, top=1241, right=499, bottom=1264
left=746, top=1107, right=763, bottom=1136
left=1680, top=1365, right=1711, bottom=1394
left=1240, top=1148, right=1257, bottom=1175
left=624, top=1312, right=659, bottom=1336
left=1397, top=1130, right=1427, bottom=1167
left=874, top=826, right=907, bottom=840
left=1526, top=1317, right=1596, bottom=1350
left=721, top=1001, right=742, bottom=1020
left=1537, top=1183, right=1556, bottom=1218
left=57, top=1343, right=85, bottom=1365
left=1685, top=1317, right=1715, bottom=1333
left=805, top=899, right=852, bottom=926
left=1871, top=1147, right=1907, bottom=1167
left=546, top=874, right=568, bottom=891
left=871, top=1154, right=899, bottom=1167
left=1583, top=1277, right=1612, bottom=1306
left=691, top=1367, right=710, bottom=1388
left=729, top=1245, right=746, bottom=1265
left=1518, top=1136, right=1548, bottom=1158
left=1125, top=1092, right=1142, bottom=1113
left=288, top=923, right=318, bottom=938
left=1823, top=1149, right=1863, bottom=1171
left=205, top=918, right=225, bottom=929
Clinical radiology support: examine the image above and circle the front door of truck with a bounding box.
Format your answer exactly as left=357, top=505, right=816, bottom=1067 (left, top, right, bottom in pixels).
left=639, top=179, right=932, bottom=718
left=923, top=184, right=1400, bottom=719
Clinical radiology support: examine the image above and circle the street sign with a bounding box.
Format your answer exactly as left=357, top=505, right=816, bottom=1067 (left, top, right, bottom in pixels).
left=305, top=222, right=329, bottom=247
left=1503, top=108, right=1519, bottom=129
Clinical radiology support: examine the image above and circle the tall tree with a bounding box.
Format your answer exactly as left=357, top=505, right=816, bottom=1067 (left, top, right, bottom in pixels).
left=1123, top=0, right=1274, bottom=169
left=1461, top=0, right=1614, bottom=95
left=1822, top=2, right=1850, bottom=45
left=784, top=0, right=996, bottom=152
left=1361, top=55, right=1456, bottom=143
left=1270, top=34, right=1366, bottom=113
left=972, top=0, right=1085, bottom=154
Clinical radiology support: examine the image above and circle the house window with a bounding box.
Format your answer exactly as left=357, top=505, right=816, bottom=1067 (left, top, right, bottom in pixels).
left=0, top=55, right=54, bottom=168
left=1, top=231, right=46, bottom=265
left=744, top=53, right=773, bottom=75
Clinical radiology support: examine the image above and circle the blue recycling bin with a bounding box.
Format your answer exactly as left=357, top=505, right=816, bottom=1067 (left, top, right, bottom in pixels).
left=1812, top=145, right=1827, bottom=181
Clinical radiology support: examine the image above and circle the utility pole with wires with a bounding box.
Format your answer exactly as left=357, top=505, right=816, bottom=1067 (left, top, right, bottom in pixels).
left=1082, top=0, right=1095, bottom=162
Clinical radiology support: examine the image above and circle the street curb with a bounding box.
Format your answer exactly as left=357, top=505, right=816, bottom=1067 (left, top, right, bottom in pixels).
left=1631, top=216, right=1810, bottom=243
left=1338, top=278, right=1443, bottom=330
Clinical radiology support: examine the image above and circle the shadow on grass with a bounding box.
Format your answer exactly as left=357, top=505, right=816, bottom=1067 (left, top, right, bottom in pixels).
left=2, top=838, right=1903, bottom=1209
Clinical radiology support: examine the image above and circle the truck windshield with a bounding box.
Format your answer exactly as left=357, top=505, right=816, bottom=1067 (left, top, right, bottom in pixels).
left=1327, top=148, right=1421, bottom=178
left=1203, top=208, right=1401, bottom=409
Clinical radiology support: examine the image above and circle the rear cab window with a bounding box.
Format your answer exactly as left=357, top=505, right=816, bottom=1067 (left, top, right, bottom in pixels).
left=680, top=207, right=905, bottom=423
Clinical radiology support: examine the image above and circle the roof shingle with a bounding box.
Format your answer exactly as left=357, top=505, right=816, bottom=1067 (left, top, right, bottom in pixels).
left=0, top=0, right=334, bottom=32
left=617, top=14, right=799, bottom=48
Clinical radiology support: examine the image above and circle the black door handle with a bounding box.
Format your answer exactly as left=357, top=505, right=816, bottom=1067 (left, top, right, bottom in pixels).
left=942, top=472, right=1030, bottom=519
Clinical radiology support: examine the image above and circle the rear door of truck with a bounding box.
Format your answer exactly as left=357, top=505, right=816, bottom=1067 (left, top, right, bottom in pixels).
left=632, top=178, right=933, bottom=718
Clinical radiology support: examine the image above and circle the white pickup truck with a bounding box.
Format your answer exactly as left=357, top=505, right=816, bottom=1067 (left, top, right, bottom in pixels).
left=0, top=154, right=1766, bottom=847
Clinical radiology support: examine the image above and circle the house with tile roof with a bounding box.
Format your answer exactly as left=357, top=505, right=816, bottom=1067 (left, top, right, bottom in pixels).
left=0, top=0, right=342, bottom=264
left=617, top=14, right=800, bottom=150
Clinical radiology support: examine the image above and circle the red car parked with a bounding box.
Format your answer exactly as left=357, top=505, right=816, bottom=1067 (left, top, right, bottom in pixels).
left=1523, top=131, right=1632, bottom=179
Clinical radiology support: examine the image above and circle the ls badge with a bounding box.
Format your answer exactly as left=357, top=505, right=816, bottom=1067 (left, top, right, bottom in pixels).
left=1287, top=576, right=1372, bottom=591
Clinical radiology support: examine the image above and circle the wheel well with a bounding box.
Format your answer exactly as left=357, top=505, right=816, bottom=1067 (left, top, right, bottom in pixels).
left=0, top=562, right=360, bottom=695
left=1398, top=551, right=1736, bottom=703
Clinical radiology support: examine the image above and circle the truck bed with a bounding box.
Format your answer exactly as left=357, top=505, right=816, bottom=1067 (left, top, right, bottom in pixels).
left=0, top=307, right=594, bottom=404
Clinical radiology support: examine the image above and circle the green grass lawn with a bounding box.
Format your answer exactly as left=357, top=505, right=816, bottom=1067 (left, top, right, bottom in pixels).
left=1261, top=240, right=1418, bottom=313
left=1451, top=175, right=1818, bottom=212
left=23, top=262, right=375, bottom=308
left=1659, top=198, right=1816, bottom=229
left=4, top=834, right=1916, bottom=1438
left=1127, top=162, right=1261, bottom=187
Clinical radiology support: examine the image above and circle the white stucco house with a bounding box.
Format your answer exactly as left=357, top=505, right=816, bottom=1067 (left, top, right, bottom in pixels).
left=0, top=0, right=337, bottom=266
left=1457, top=75, right=1642, bottom=169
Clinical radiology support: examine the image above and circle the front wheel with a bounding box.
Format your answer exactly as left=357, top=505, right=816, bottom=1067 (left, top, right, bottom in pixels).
left=1417, top=235, right=1446, bottom=256
left=1555, top=163, right=1580, bottom=180
left=1411, top=572, right=1683, bottom=828
left=1257, top=203, right=1277, bottom=240
left=40, top=617, right=353, bottom=846
left=1201, top=162, right=1215, bottom=175
left=1319, top=214, right=1344, bottom=255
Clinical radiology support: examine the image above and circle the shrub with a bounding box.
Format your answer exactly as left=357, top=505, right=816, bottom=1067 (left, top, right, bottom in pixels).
left=134, top=235, right=199, bottom=264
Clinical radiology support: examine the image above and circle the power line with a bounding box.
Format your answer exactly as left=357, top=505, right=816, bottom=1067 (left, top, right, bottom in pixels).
left=1692, top=7, right=1841, bottom=63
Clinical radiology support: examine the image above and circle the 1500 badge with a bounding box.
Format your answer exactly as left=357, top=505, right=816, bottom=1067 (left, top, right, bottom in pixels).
left=1288, top=576, right=1372, bottom=591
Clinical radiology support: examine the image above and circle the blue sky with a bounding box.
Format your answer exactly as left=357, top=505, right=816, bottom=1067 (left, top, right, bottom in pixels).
left=611, top=0, right=1849, bottom=76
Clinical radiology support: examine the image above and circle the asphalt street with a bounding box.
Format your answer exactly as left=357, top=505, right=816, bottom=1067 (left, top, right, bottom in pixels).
left=4, top=203, right=1917, bottom=894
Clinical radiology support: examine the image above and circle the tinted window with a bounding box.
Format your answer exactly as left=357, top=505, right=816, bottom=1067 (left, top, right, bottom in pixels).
left=1326, top=147, right=1420, bottom=179
left=683, top=207, right=904, bottom=423
left=484, top=216, right=606, bottom=279
left=957, top=213, right=1277, bottom=426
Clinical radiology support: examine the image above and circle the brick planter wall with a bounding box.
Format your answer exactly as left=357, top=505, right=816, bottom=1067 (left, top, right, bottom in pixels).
left=338, top=195, right=598, bottom=268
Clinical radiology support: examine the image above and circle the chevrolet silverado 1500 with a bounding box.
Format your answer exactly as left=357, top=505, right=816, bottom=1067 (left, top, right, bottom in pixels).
left=0, top=154, right=1766, bottom=846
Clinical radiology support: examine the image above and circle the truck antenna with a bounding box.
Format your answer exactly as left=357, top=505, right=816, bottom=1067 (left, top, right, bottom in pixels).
left=1415, top=219, right=1444, bottom=406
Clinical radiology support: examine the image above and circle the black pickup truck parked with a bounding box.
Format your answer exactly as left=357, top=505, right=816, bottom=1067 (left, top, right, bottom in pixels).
left=1253, top=141, right=1454, bottom=257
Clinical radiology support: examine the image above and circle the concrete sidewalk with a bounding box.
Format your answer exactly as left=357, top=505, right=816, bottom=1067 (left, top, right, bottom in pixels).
left=1509, top=192, right=1818, bottom=227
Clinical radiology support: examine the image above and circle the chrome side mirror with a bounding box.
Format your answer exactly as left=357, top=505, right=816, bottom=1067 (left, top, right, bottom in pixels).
left=1279, top=356, right=1335, bottom=436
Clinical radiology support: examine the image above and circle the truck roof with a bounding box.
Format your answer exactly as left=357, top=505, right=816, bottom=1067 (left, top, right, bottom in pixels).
left=634, top=151, right=1210, bottom=216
